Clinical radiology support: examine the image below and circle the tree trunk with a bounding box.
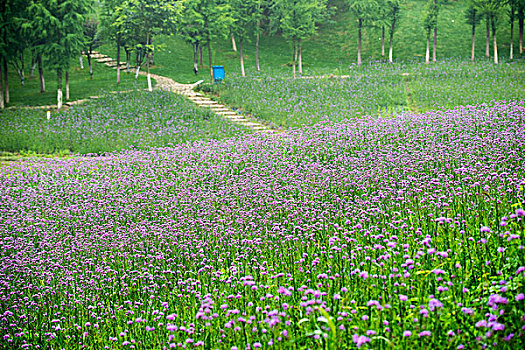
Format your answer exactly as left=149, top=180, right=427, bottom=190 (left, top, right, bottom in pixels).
left=492, top=19, right=498, bottom=64
left=65, top=70, right=69, bottom=100
left=38, top=53, right=45, bottom=93
left=231, top=34, right=237, bottom=52
left=510, top=20, right=514, bottom=60
left=292, top=38, right=296, bottom=79
left=80, top=55, right=84, bottom=69
left=486, top=17, right=490, bottom=58
left=135, top=51, right=141, bottom=79
left=17, top=52, right=25, bottom=85
left=117, top=36, right=121, bottom=84
left=433, top=26, right=437, bottom=62
left=147, top=54, right=152, bottom=91
left=88, top=54, right=93, bottom=79
left=358, top=18, right=362, bottom=66
left=518, top=10, right=524, bottom=54
left=389, top=29, right=394, bottom=63
left=208, top=41, right=213, bottom=79
left=193, top=44, right=199, bottom=74
left=426, top=29, right=430, bottom=64
left=298, top=39, right=303, bottom=74
left=3, top=59, right=8, bottom=104
left=57, top=69, right=63, bottom=111
left=239, top=38, right=245, bottom=77
left=471, top=23, right=476, bottom=61
left=256, top=32, right=260, bottom=72
left=31, top=53, right=36, bottom=76
left=0, top=59, right=4, bottom=109
left=126, top=49, right=131, bottom=73
left=381, top=26, right=385, bottom=57
left=199, top=45, right=203, bottom=67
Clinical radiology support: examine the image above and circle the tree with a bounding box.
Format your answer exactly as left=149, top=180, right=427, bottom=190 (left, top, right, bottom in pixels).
left=30, top=0, right=92, bottom=109
left=518, top=0, right=524, bottom=54
left=347, top=0, right=378, bottom=66
left=507, top=0, right=520, bottom=60
left=229, top=0, right=259, bottom=77
left=381, top=0, right=403, bottom=63
left=274, top=0, right=328, bottom=77
left=422, top=0, right=438, bottom=64
left=474, top=0, right=504, bottom=63
left=178, top=0, right=206, bottom=75
left=465, top=3, right=481, bottom=61
left=83, top=18, right=100, bottom=79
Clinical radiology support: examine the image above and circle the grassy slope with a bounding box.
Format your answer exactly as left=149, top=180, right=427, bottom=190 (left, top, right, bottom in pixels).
left=3, top=56, right=150, bottom=107
left=101, top=0, right=524, bottom=83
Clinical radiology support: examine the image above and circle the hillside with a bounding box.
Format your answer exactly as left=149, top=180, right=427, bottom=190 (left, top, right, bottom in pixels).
left=100, top=0, right=524, bottom=84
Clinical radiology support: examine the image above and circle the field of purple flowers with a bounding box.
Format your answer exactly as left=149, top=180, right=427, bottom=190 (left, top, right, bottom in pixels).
left=209, top=60, right=525, bottom=128
left=0, top=91, right=248, bottom=155
left=1, top=100, right=524, bottom=349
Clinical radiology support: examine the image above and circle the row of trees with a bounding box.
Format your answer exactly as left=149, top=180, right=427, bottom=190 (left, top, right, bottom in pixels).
left=1, top=0, right=524, bottom=110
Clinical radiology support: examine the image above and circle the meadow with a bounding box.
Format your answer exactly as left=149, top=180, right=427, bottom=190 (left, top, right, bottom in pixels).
left=0, top=90, right=248, bottom=155
left=206, top=59, right=525, bottom=128
left=1, top=100, right=524, bottom=349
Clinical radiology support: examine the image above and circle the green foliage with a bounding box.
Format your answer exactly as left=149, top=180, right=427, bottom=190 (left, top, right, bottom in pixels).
left=274, top=0, right=329, bottom=40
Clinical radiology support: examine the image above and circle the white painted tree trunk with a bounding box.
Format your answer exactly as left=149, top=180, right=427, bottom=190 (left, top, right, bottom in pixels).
left=298, top=39, right=302, bottom=74
left=381, top=27, right=385, bottom=57
left=65, top=71, right=69, bottom=100
left=80, top=55, right=84, bottom=69
left=471, top=24, right=476, bottom=61
left=510, top=21, right=514, bottom=60
left=57, top=89, right=63, bottom=111
left=232, top=34, right=237, bottom=52
left=239, top=39, right=245, bottom=77
left=486, top=19, right=490, bottom=58
left=135, top=65, right=141, bottom=80
left=147, top=74, right=152, bottom=91
left=426, top=30, right=430, bottom=64
left=493, top=30, right=498, bottom=64
left=433, top=27, right=437, bottom=62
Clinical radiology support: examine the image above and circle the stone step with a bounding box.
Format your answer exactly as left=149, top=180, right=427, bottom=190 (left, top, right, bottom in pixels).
left=216, top=111, right=236, bottom=115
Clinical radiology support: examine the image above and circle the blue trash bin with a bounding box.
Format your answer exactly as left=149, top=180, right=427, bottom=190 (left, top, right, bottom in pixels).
left=213, top=65, right=225, bottom=83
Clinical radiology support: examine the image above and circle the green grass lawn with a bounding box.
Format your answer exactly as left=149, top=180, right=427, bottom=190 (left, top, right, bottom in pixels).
left=3, top=57, right=151, bottom=107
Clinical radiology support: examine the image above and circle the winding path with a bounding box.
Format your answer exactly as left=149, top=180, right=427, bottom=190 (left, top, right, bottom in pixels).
left=92, top=52, right=279, bottom=135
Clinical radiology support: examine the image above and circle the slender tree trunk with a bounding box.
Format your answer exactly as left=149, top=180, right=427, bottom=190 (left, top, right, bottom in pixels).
left=3, top=59, right=8, bottom=104
left=126, top=50, right=131, bottom=73
left=146, top=55, right=153, bottom=92
left=231, top=34, right=237, bottom=52
left=381, top=26, right=385, bottom=57
left=117, top=35, right=121, bottom=85
left=510, top=20, right=514, bottom=60
left=389, top=28, right=394, bottom=63
left=37, top=53, right=45, bottom=93
left=492, top=19, right=498, bottom=64
left=88, top=54, right=93, bottom=79
left=57, top=69, right=63, bottom=111
left=256, top=31, right=260, bottom=72
left=199, top=45, right=203, bottom=67
left=193, top=44, right=199, bottom=74
left=0, top=59, right=4, bottom=109
left=471, top=23, right=476, bottom=61
left=426, top=28, right=430, bottom=64
left=80, top=55, right=84, bottom=69
left=298, top=39, right=303, bottom=74
left=17, top=52, right=25, bottom=85
left=358, top=18, right=362, bottom=66
left=518, top=10, right=525, bottom=54
left=292, top=39, right=296, bottom=79
left=239, top=38, right=245, bottom=77
left=433, top=26, right=437, bottom=62
left=486, top=17, right=490, bottom=58
left=65, top=70, right=69, bottom=100
left=135, top=51, right=141, bottom=79
left=31, top=53, right=36, bottom=76
left=208, top=41, right=213, bottom=79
